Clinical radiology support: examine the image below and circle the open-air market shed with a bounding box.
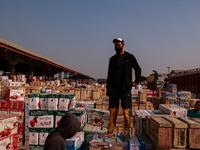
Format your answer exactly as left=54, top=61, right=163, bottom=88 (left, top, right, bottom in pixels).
left=0, top=38, right=94, bottom=82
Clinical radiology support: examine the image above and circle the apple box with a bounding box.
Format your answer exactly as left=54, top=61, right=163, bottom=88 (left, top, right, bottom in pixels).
left=38, top=111, right=54, bottom=128
left=159, top=104, right=187, bottom=118
left=58, top=94, right=70, bottom=111
left=0, top=133, right=18, bottom=150
left=55, top=111, right=66, bottom=127
left=67, top=94, right=76, bottom=110
left=0, top=100, right=7, bottom=111
left=76, top=101, right=96, bottom=111
left=0, top=114, right=18, bottom=137
left=87, top=109, right=110, bottom=128
left=28, top=94, right=40, bottom=110
left=39, top=94, right=48, bottom=110
left=68, top=108, right=86, bottom=128
left=29, top=128, right=38, bottom=145
left=9, top=89, right=25, bottom=101
left=177, top=92, right=190, bottom=100
left=83, top=124, right=107, bottom=134
left=29, top=111, right=54, bottom=128
left=161, top=92, right=177, bottom=100
left=65, top=132, right=84, bottom=150
left=38, top=129, right=49, bottom=146
left=47, top=94, right=58, bottom=111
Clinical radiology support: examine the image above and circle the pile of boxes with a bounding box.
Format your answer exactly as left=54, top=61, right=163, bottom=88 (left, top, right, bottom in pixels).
left=161, top=91, right=191, bottom=110
left=0, top=114, right=19, bottom=150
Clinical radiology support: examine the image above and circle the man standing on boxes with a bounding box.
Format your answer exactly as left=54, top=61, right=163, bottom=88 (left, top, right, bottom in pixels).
left=100, top=38, right=141, bottom=140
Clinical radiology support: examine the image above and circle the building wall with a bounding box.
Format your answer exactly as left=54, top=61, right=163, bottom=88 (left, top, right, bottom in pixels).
left=170, top=73, right=200, bottom=96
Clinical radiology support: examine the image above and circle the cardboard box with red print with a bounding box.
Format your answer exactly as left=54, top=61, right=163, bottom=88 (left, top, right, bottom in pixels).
left=28, top=94, right=40, bottom=110
left=58, top=94, right=70, bottom=111
left=0, top=133, right=18, bottom=150
left=29, top=128, right=38, bottom=146
left=38, top=128, right=54, bottom=146
left=29, top=111, right=54, bottom=128
left=87, top=109, right=110, bottom=128
left=0, top=114, right=18, bottom=138
left=47, top=94, right=58, bottom=111
left=55, top=111, right=66, bottom=128
left=39, top=94, right=48, bottom=110
left=159, top=104, right=187, bottom=118
left=5, top=89, right=25, bottom=101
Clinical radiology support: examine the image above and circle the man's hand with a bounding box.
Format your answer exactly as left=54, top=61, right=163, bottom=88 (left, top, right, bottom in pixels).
left=130, top=82, right=136, bottom=87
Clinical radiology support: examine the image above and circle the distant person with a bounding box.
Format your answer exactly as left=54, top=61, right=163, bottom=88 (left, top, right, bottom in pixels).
left=188, top=101, right=200, bottom=118
left=99, top=38, right=141, bottom=141
left=44, top=113, right=81, bottom=150
left=152, top=70, right=158, bottom=91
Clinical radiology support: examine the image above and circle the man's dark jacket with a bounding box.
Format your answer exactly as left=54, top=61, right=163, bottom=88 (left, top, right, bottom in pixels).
left=107, top=51, right=141, bottom=91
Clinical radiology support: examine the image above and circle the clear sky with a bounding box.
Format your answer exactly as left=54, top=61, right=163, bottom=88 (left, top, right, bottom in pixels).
left=1, top=0, right=200, bottom=79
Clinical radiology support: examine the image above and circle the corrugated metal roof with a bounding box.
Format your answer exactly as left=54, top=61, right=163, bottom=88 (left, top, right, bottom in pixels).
left=0, top=38, right=94, bottom=79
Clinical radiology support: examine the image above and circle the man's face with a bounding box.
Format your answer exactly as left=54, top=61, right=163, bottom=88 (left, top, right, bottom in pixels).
left=114, top=42, right=124, bottom=49
left=114, top=42, right=124, bottom=53
left=195, top=101, right=200, bottom=110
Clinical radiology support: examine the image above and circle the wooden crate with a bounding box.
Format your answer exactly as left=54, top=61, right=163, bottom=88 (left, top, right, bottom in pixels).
left=138, top=91, right=147, bottom=103
left=164, top=116, right=188, bottom=148
left=87, top=89, right=93, bottom=99
left=146, top=115, right=169, bottom=137
left=132, top=100, right=138, bottom=116
left=179, top=117, right=200, bottom=149
left=95, top=101, right=103, bottom=109
left=102, top=101, right=109, bottom=110
left=190, top=117, right=200, bottom=123
left=100, top=88, right=106, bottom=97
left=93, top=89, right=100, bottom=100
left=130, top=127, right=135, bottom=136
left=117, top=127, right=124, bottom=134
left=149, top=116, right=172, bottom=149
left=116, top=115, right=134, bottom=127
left=80, top=89, right=87, bottom=100
left=138, top=102, right=153, bottom=110
left=68, top=89, right=75, bottom=94
left=74, top=88, right=81, bottom=100
left=151, top=97, right=161, bottom=105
